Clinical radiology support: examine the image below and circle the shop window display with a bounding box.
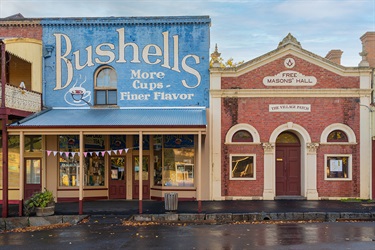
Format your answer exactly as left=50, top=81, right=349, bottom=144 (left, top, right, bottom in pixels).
left=162, top=135, right=195, bottom=187
left=0, top=135, right=20, bottom=187
left=59, top=135, right=80, bottom=187
left=325, top=155, right=351, bottom=180
left=84, top=135, right=105, bottom=186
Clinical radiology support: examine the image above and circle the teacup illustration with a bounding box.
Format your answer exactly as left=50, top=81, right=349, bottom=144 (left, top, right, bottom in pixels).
left=69, top=86, right=90, bottom=103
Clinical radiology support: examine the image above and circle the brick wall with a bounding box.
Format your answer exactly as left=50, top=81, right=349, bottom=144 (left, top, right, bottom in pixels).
left=0, top=22, right=42, bottom=40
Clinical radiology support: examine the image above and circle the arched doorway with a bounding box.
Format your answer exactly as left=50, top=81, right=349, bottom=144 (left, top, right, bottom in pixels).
left=275, top=132, right=301, bottom=196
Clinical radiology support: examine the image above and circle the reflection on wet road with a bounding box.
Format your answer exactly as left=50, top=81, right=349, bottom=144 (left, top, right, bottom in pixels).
left=0, top=218, right=374, bottom=249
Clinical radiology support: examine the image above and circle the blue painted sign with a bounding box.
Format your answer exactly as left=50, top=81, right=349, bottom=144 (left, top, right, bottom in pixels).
left=41, top=16, right=210, bottom=108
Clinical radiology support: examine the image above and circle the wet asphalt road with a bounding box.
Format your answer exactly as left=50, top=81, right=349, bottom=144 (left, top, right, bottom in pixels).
left=0, top=215, right=375, bottom=250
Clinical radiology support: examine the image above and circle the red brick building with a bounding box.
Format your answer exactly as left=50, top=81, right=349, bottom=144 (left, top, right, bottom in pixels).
left=210, top=33, right=373, bottom=200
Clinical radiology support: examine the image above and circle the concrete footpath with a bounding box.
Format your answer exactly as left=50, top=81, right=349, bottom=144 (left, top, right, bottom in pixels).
left=1, top=200, right=375, bottom=231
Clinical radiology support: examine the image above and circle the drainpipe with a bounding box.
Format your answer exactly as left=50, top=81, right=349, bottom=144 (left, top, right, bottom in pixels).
left=1, top=40, right=9, bottom=218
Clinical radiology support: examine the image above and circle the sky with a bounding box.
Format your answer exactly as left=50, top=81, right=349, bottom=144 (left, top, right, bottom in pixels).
left=0, top=0, right=374, bottom=66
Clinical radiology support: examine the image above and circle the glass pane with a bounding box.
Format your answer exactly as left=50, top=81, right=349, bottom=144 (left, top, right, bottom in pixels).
left=327, top=130, right=348, bottom=142
left=326, top=156, right=349, bottom=178
left=231, top=156, right=254, bottom=178
left=111, top=157, right=125, bottom=180
left=59, top=135, right=80, bottom=187
left=96, top=90, right=106, bottom=105
left=8, top=135, right=20, bottom=188
left=276, top=132, right=299, bottom=144
left=232, top=130, right=253, bottom=142
left=134, top=156, right=149, bottom=181
left=108, top=90, right=117, bottom=105
left=26, top=159, right=41, bottom=184
left=153, top=135, right=163, bottom=186
left=25, top=135, right=42, bottom=152
left=163, top=147, right=194, bottom=187
left=96, top=68, right=117, bottom=88
left=85, top=154, right=105, bottom=186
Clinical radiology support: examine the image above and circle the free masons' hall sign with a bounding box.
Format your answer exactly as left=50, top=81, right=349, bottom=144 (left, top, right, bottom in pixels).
left=41, top=17, right=210, bottom=107
left=263, top=58, right=317, bottom=86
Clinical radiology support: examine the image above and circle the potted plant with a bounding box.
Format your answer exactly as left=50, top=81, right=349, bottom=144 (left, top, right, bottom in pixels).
left=24, top=189, right=55, bottom=216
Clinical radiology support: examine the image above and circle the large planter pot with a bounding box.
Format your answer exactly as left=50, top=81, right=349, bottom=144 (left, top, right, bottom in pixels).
left=35, top=205, right=55, bottom=217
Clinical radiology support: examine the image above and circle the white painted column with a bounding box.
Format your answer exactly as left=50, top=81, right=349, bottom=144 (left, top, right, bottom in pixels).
left=197, top=131, right=202, bottom=201
left=262, top=143, right=275, bottom=200
left=360, top=97, right=372, bottom=199
left=210, top=71, right=222, bottom=200
left=306, top=143, right=319, bottom=200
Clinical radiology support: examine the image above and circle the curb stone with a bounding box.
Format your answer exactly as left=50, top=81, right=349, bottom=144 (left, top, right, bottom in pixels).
left=131, top=212, right=375, bottom=223
left=0, top=215, right=88, bottom=232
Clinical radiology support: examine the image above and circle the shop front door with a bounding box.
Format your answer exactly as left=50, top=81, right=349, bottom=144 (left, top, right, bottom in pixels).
left=24, top=158, right=41, bottom=199
left=109, top=157, right=126, bottom=199
left=133, top=156, right=150, bottom=199
left=275, top=132, right=301, bottom=196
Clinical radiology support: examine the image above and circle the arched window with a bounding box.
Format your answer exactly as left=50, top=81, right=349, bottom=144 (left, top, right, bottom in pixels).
left=225, top=124, right=260, bottom=144
left=232, top=130, right=253, bottom=142
left=95, top=66, right=117, bottom=105
left=327, top=130, right=348, bottom=143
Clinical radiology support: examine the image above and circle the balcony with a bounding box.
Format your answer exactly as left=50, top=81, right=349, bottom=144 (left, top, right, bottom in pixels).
left=0, top=84, right=42, bottom=113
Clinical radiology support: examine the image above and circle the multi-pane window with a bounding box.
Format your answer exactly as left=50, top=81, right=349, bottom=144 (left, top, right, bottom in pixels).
left=95, top=67, right=117, bottom=105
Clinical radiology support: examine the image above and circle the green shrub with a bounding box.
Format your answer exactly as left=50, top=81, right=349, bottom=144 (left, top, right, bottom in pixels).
left=24, top=189, right=54, bottom=216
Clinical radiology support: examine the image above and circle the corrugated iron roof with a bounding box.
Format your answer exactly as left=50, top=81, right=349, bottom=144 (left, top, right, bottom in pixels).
left=9, top=108, right=207, bottom=128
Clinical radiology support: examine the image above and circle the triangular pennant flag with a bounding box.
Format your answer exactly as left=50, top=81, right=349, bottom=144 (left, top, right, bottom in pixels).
left=65, top=152, right=70, bottom=157
left=47, top=150, right=51, bottom=156
left=118, top=149, right=123, bottom=154
left=107, top=150, right=112, bottom=155
left=89, top=152, right=93, bottom=156
left=125, top=148, right=129, bottom=153
left=101, top=151, right=106, bottom=156
left=113, top=150, right=118, bottom=155
left=84, top=152, right=88, bottom=157
left=53, top=151, right=58, bottom=156
left=71, top=152, right=76, bottom=157
left=59, top=152, right=64, bottom=156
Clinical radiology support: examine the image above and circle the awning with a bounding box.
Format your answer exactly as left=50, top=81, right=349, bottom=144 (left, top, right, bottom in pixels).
left=8, top=108, right=207, bottom=129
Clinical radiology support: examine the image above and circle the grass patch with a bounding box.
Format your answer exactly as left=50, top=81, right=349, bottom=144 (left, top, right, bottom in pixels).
left=341, top=198, right=375, bottom=203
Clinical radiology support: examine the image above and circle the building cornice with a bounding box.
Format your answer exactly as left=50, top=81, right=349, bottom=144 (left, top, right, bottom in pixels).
left=210, top=88, right=372, bottom=98
left=210, top=45, right=372, bottom=77
left=40, top=16, right=211, bottom=27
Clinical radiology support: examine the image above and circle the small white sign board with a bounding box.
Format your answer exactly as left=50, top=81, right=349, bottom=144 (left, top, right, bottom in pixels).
left=269, top=104, right=311, bottom=112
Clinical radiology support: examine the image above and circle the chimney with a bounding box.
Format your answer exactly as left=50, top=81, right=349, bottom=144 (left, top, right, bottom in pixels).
left=360, top=32, right=375, bottom=67
left=325, top=50, right=343, bottom=65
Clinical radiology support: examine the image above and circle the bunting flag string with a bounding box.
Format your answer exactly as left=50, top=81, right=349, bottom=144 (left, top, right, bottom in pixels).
left=45, top=147, right=136, bottom=158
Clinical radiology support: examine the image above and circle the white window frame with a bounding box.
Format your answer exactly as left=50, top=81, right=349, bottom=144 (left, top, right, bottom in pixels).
left=324, top=154, right=352, bottom=181
left=225, top=123, right=261, bottom=145
left=230, top=154, right=256, bottom=180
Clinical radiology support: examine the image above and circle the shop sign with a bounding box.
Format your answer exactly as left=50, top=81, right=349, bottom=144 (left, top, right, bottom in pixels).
left=42, top=17, right=210, bottom=108
left=269, top=104, right=311, bottom=112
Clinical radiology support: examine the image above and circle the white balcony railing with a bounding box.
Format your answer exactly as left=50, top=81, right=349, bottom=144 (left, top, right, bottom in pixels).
left=0, top=84, right=42, bottom=113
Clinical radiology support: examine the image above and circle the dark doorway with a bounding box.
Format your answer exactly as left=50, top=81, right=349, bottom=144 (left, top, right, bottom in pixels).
left=275, top=132, right=301, bottom=196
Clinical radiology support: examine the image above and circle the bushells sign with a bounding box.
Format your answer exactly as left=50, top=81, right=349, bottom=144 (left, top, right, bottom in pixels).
left=41, top=16, right=211, bottom=107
